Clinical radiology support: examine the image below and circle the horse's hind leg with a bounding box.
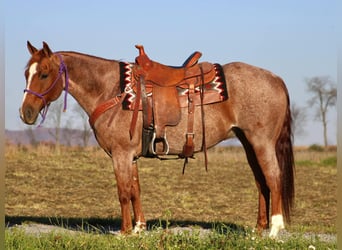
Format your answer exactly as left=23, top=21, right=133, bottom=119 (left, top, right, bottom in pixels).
left=234, top=128, right=284, bottom=237
left=233, top=128, right=270, bottom=232
left=131, top=161, right=146, bottom=233
left=252, top=143, right=284, bottom=238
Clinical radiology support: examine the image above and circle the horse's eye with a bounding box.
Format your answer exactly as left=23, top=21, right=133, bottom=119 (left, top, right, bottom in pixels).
left=40, top=74, right=48, bottom=80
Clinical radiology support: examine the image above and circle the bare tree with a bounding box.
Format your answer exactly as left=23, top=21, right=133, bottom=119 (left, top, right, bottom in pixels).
left=291, top=102, right=307, bottom=143
left=72, top=103, right=93, bottom=147
left=45, top=97, right=64, bottom=151
left=306, top=76, right=337, bottom=148
left=63, top=118, right=76, bottom=146
left=45, top=98, right=94, bottom=147
left=25, top=126, right=39, bottom=146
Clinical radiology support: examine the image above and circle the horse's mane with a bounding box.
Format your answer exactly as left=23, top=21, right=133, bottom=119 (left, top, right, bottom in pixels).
left=57, top=51, right=118, bottom=63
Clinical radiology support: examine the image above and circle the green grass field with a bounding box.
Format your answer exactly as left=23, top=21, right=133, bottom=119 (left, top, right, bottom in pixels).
left=5, top=144, right=337, bottom=249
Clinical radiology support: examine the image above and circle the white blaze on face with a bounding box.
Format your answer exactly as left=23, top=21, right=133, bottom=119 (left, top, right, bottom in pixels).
left=23, top=62, right=38, bottom=101
left=20, top=62, right=39, bottom=119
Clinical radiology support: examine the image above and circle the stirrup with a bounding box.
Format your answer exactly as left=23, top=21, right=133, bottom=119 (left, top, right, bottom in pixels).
left=142, top=127, right=155, bottom=157
left=150, top=132, right=170, bottom=155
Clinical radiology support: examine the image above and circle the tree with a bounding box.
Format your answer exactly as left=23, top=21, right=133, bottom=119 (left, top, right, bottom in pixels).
left=72, top=103, right=93, bottom=147
left=291, top=102, right=307, bottom=143
left=306, top=76, right=337, bottom=148
left=25, top=126, right=39, bottom=146
left=44, top=98, right=94, bottom=147
left=45, top=97, right=64, bottom=152
left=63, top=118, right=77, bottom=146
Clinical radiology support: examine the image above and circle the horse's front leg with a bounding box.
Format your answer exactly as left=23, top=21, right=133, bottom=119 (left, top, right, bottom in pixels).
left=112, top=155, right=146, bottom=234
left=112, top=154, right=134, bottom=233
left=131, top=160, right=146, bottom=233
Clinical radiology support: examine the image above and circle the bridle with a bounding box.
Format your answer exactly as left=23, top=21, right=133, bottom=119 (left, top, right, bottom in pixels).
left=23, top=53, right=70, bottom=126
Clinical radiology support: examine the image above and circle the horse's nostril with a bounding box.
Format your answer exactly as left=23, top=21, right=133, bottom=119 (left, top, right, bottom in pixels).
left=19, top=106, right=36, bottom=124
left=25, top=107, right=33, bottom=121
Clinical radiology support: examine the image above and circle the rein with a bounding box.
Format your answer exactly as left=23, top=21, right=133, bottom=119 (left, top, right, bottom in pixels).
left=24, top=53, right=69, bottom=126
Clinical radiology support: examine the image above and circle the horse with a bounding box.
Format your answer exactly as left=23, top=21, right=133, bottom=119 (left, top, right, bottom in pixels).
left=19, top=41, right=294, bottom=238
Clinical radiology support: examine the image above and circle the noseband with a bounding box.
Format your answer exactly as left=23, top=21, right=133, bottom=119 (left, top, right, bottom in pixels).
left=23, top=53, right=69, bottom=126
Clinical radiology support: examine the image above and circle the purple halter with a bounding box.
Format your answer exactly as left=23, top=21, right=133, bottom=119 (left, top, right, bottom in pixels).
left=23, top=53, right=69, bottom=126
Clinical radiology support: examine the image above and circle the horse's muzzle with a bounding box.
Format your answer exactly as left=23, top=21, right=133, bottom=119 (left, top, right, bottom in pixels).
left=19, top=106, right=37, bottom=125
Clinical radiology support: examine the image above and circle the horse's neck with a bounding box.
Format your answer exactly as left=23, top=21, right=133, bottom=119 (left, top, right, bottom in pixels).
left=60, top=52, right=121, bottom=116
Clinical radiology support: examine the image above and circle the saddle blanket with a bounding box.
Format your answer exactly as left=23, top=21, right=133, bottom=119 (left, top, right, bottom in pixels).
left=119, top=62, right=228, bottom=110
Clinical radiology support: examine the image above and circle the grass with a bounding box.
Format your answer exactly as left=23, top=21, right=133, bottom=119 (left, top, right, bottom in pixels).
left=5, top=225, right=336, bottom=250
left=5, top=144, right=337, bottom=249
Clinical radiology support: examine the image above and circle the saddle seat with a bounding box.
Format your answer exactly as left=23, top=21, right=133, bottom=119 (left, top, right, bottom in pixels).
left=135, top=45, right=215, bottom=88
left=133, top=45, right=217, bottom=157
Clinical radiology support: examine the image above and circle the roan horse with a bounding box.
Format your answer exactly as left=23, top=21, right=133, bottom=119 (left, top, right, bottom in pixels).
left=20, top=41, right=294, bottom=238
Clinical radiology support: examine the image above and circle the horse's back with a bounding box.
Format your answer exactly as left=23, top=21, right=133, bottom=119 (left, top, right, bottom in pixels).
left=223, top=62, right=287, bottom=99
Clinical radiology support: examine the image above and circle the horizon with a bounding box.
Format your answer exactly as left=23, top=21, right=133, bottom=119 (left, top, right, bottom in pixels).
left=4, top=126, right=337, bottom=147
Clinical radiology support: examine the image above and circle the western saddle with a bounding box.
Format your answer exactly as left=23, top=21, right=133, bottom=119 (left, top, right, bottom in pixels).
left=132, top=45, right=216, bottom=164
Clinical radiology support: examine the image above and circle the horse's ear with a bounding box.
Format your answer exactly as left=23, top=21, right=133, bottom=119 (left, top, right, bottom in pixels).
left=27, top=41, right=38, bottom=55
left=42, top=41, right=53, bottom=57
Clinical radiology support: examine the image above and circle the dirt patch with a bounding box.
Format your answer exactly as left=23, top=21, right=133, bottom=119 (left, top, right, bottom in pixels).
left=9, top=223, right=82, bottom=236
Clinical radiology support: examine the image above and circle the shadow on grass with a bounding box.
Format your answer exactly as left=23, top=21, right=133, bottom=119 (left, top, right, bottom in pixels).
left=5, top=215, right=246, bottom=235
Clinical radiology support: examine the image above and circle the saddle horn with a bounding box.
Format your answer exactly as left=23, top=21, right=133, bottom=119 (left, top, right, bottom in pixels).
left=135, top=45, right=152, bottom=71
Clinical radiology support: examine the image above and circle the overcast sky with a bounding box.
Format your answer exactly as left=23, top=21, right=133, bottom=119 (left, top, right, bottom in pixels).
left=4, top=1, right=337, bottom=146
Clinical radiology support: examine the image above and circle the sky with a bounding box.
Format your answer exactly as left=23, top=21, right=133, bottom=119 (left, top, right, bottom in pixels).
left=4, top=0, right=337, bottom=146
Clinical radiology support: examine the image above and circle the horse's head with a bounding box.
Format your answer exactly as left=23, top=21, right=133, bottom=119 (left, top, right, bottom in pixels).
left=20, top=41, right=68, bottom=125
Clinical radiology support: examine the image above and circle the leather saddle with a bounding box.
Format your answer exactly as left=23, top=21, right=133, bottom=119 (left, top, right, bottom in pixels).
left=132, top=45, right=216, bottom=157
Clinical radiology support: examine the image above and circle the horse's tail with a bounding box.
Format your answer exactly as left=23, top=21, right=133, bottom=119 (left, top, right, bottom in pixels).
left=275, top=92, right=295, bottom=223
